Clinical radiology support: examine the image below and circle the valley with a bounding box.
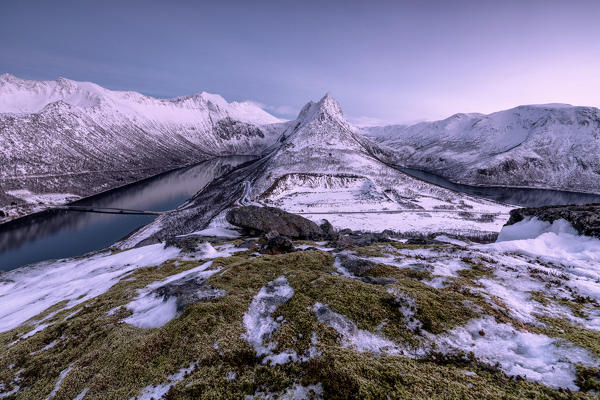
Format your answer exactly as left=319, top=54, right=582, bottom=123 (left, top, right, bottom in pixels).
left=1, top=79, right=600, bottom=399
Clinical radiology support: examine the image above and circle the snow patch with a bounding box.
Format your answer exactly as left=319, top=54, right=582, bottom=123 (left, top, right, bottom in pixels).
left=313, top=302, right=409, bottom=356
left=45, top=366, right=72, bottom=400
left=497, top=217, right=577, bottom=242
left=0, top=243, right=181, bottom=333
left=244, top=383, right=323, bottom=400
left=73, top=387, right=89, bottom=400
left=131, top=363, right=196, bottom=400
left=242, top=276, right=311, bottom=364
left=436, top=317, right=598, bottom=390
left=124, top=261, right=218, bottom=329
left=387, top=289, right=422, bottom=332
left=190, top=227, right=241, bottom=238
left=6, top=189, right=80, bottom=205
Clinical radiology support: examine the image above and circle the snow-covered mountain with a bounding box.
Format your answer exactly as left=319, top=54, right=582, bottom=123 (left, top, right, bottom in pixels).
left=365, top=104, right=600, bottom=194
left=0, top=74, right=284, bottom=214
left=122, top=93, right=510, bottom=246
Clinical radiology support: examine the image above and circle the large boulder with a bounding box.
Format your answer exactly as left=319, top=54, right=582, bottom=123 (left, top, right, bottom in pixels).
left=506, top=204, right=600, bottom=238
left=226, top=206, right=324, bottom=239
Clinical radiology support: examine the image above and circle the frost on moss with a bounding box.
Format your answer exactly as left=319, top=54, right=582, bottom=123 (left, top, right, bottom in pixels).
left=1, top=240, right=599, bottom=399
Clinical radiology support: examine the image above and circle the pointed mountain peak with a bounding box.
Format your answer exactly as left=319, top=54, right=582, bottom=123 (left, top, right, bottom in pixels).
left=295, top=92, right=345, bottom=127
left=318, top=92, right=343, bottom=116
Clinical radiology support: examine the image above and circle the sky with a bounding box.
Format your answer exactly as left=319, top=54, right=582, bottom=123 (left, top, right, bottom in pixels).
left=1, top=0, right=600, bottom=125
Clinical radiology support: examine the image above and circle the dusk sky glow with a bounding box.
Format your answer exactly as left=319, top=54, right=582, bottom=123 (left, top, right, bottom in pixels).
left=2, top=0, right=599, bottom=124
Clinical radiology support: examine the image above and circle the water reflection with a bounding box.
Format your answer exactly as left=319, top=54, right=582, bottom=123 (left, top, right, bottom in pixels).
left=0, top=156, right=254, bottom=271
left=400, top=168, right=600, bottom=207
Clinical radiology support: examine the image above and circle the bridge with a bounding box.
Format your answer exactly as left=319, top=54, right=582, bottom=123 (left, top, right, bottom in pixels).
left=54, top=205, right=164, bottom=216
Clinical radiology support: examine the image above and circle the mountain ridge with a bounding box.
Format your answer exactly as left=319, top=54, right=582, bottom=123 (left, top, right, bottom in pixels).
left=0, top=74, right=285, bottom=221
left=120, top=93, right=510, bottom=247
left=365, top=103, right=600, bottom=194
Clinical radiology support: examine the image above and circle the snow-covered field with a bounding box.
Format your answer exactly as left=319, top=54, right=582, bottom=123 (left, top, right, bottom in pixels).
left=5, top=190, right=80, bottom=205
left=2, top=211, right=599, bottom=397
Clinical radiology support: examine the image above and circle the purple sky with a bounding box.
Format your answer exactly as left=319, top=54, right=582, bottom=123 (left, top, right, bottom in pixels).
left=1, top=0, right=599, bottom=124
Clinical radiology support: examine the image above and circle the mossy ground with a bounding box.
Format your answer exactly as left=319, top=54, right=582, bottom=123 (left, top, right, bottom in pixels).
left=0, top=240, right=597, bottom=399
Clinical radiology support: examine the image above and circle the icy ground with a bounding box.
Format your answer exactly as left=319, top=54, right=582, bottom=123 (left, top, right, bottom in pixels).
left=1, top=215, right=600, bottom=397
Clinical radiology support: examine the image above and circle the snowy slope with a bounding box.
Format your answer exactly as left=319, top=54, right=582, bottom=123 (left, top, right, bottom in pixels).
left=365, top=104, right=600, bottom=194
left=0, top=74, right=284, bottom=210
left=122, top=94, right=511, bottom=246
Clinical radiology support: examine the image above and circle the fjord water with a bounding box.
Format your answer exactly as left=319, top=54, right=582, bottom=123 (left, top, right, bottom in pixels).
left=2, top=157, right=599, bottom=272
left=400, top=168, right=600, bottom=206
left=0, top=156, right=254, bottom=271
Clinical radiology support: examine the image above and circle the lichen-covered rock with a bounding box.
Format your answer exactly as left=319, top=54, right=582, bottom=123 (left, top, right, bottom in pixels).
left=226, top=206, right=324, bottom=239
left=506, top=204, right=600, bottom=238
left=333, top=231, right=392, bottom=248
left=319, top=219, right=336, bottom=240
left=155, top=278, right=225, bottom=313
left=359, top=276, right=398, bottom=285
left=260, top=231, right=295, bottom=255
left=164, top=236, right=203, bottom=253
left=337, top=254, right=377, bottom=276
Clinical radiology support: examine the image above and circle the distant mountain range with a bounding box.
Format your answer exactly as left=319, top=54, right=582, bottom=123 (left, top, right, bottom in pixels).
left=365, top=104, right=600, bottom=194
left=1, top=74, right=599, bottom=222
left=0, top=74, right=283, bottom=215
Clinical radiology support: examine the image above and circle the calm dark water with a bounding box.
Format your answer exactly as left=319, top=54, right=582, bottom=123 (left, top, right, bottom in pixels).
left=0, top=156, right=254, bottom=271
left=400, top=168, right=600, bottom=207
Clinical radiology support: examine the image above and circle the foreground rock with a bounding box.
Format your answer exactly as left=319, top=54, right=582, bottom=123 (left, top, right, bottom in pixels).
left=155, top=279, right=226, bottom=313
left=2, top=227, right=600, bottom=398
left=226, top=205, right=325, bottom=239
left=506, top=204, right=600, bottom=238
left=259, top=231, right=295, bottom=255
left=337, top=254, right=377, bottom=276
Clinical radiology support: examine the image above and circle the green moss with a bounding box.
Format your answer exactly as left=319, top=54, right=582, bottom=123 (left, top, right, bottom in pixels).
left=534, top=316, right=600, bottom=358
left=352, top=244, right=390, bottom=258
left=575, top=365, right=600, bottom=392
left=1, top=245, right=595, bottom=399
left=388, top=242, right=446, bottom=251
left=530, top=291, right=551, bottom=306
left=396, top=280, right=479, bottom=334
left=302, top=349, right=590, bottom=400
left=456, top=257, right=494, bottom=280
left=368, top=264, right=433, bottom=281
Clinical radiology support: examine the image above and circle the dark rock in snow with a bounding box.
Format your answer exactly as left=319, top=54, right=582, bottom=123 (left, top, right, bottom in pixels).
left=133, top=236, right=162, bottom=249
left=359, top=276, right=398, bottom=285
left=238, top=238, right=260, bottom=250
left=165, top=236, right=203, bottom=253
left=333, top=231, right=392, bottom=248
left=337, top=254, right=377, bottom=276
left=320, top=219, right=336, bottom=240
left=506, top=204, right=600, bottom=238
left=405, top=237, right=445, bottom=245
left=226, top=206, right=324, bottom=239
left=260, top=231, right=295, bottom=255
left=155, top=278, right=226, bottom=313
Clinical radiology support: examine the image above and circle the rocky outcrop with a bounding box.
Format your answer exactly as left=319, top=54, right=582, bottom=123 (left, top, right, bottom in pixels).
left=337, top=254, right=377, bottom=276
left=260, top=231, right=295, bottom=255
left=155, top=278, right=225, bottom=313
left=506, top=204, right=600, bottom=238
left=226, top=206, right=324, bottom=239
left=333, top=230, right=392, bottom=248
